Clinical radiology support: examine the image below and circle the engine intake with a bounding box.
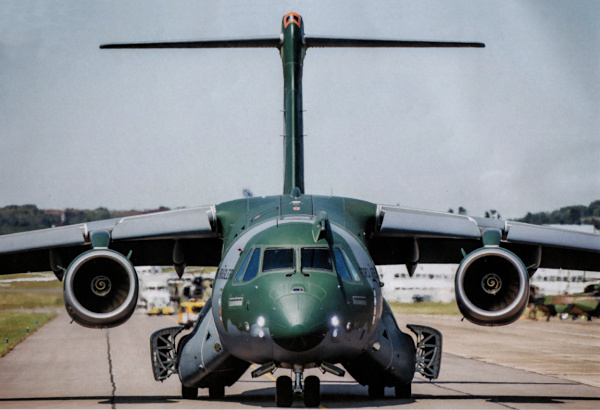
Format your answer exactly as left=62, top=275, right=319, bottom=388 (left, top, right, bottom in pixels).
left=64, top=249, right=138, bottom=328
left=455, top=247, right=529, bottom=326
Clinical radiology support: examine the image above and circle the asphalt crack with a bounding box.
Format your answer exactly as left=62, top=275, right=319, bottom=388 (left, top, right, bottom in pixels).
left=431, top=382, right=518, bottom=410
left=106, top=331, right=116, bottom=409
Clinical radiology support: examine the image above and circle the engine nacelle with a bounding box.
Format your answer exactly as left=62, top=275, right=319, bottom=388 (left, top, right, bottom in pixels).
left=63, top=249, right=138, bottom=328
left=455, top=247, right=529, bottom=326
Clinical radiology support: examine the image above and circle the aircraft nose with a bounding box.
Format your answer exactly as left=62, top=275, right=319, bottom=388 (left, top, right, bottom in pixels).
left=270, top=293, right=328, bottom=352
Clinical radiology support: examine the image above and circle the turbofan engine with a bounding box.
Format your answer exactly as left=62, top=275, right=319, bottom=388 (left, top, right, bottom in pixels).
left=63, top=249, right=139, bottom=328
left=455, top=247, right=529, bottom=326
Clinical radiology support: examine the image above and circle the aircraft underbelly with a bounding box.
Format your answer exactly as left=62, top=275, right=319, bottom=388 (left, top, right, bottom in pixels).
left=220, top=320, right=375, bottom=366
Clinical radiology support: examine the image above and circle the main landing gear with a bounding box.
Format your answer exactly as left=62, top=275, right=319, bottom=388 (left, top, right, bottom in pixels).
left=275, top=368, right=321, bottom=407
left=181, top=385, right=225, bottom=400
left=367, top=382, right=412, bottom=399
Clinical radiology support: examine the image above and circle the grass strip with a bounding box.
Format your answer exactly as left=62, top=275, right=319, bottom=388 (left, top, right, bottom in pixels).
left=0, top=312, right=57, bottom=357
left=1, top=273, right=63, bottom=356
left=0, top=290, right=63, bottom=310
left=388, top=301, right=460, bottom=315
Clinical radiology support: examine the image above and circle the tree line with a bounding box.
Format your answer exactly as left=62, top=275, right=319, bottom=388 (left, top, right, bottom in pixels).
left=0, top=205, right=169, bottom=235
left=516, top=200, right=600, bottom=229
left=2, top=201, right=599, bottom=236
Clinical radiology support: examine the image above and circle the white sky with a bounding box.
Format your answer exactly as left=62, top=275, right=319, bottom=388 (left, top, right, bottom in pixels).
left=1, top=0, right=598, bottom=219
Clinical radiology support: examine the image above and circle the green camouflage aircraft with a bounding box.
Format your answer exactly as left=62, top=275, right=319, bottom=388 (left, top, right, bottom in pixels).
left=530, top=284, right=600, bottom=321
left=3, top=12, right=600, bottom=407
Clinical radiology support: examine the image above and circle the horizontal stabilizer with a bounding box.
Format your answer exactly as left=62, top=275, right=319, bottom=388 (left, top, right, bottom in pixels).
left=101, top=37, right=484, bottom=50
left=305, top=37, right=484, bottom=48
left=100, top=37, right=281, bottom=49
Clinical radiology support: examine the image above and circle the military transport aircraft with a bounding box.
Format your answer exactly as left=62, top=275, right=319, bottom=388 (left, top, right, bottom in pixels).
left=530, top=284, right=600, bottom=321
left=2, top=12, right=600, bottom=408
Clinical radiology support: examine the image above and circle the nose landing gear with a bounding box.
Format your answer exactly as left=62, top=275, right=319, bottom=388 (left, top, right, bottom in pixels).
left=275, top=368, right=321, bottom=408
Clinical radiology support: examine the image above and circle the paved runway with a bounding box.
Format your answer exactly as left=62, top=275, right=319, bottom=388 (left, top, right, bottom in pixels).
left=1, top=310, right=599, bottom=409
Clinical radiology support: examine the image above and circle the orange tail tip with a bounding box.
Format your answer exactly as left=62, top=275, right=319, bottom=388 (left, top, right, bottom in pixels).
left=283, top=12, right=302, bottom=28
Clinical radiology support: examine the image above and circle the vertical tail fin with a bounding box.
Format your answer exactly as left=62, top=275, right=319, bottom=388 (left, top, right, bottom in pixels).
left=100, top=13, right=484, bottom=197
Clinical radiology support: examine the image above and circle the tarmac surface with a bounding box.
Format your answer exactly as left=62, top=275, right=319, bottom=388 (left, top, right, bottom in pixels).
left=1, top=309, right=599, bottom=409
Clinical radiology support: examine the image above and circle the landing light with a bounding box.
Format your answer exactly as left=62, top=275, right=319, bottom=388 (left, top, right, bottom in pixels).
left=330, top=315, right=340, bottom=327
left=257, top=315, right=266, bottom=327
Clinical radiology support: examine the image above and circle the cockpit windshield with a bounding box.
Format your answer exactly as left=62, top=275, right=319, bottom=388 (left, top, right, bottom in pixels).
left=232, top=246, right=362, bottom=283
left=301, top=248, right=332, bottom=272
left=262, top=248, right=295, bottom=272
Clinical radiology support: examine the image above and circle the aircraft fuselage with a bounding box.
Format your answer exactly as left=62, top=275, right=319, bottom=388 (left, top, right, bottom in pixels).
left=213, top=194, right=382, bottom=366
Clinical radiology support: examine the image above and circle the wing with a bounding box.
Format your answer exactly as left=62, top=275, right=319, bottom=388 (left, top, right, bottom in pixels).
left=369, top=204, right=600, bottom=272
left=0, top=205, right=221, bottom=275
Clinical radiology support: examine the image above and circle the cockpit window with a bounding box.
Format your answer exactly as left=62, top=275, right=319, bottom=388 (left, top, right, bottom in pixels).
left=334, top=248, right=361, bottom=282
left=234, top=251, right=252, bottom=282
left=301, top=248, right=333, bottom=272
left=263, top=248, right=295, bottom=272
left=243, top=249, right=261, bottom=281
left=234, top=248, right=261, bottom=282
